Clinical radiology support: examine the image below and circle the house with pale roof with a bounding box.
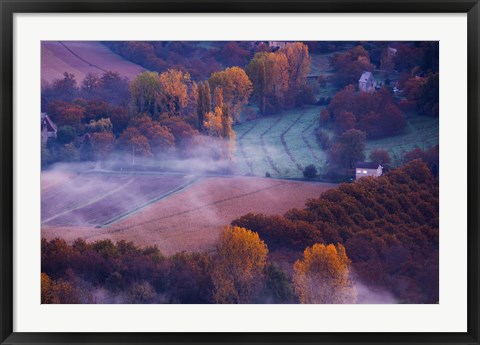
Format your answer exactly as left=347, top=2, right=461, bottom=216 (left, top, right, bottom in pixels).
left=358, top=71, right=377, bottom=92
left=355, top=162, right=383, bottom=180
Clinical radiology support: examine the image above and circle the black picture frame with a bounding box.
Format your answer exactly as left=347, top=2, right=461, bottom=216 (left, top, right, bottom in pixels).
left=1, top=1, right=479, bottom=344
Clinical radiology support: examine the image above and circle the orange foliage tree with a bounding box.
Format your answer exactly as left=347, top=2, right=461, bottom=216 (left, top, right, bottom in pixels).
left=157, top=69, right=190, bottom=117
left=57, top=104, right=85, bottom=131
left=212, top=225, right=268, bottom=303
left=41, top=272, right=79, bottom=304
left=293, top=243, right=357, bottom=304
left=92, top=131, right=116, bottom=162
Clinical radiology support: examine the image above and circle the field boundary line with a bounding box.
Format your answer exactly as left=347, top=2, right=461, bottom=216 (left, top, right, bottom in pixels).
left=105, top=181, right=287, bottom=234
left=100, top=177, right=200, bottom=227
left=58, top=41, right=108, bottom=73
left=259, top=116, right=283, bottom=175
left=280, top=110, right=306, bottom=172
left=42, top=177, right=135, bottom=224
left=301, top=118, right=323, bottom=163
left=237, top=121, right=257, bottom=175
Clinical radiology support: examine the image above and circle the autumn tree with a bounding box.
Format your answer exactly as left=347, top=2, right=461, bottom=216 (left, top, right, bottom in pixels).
left=160, top=117, right=200, bottom=152
left=329, top=129, right=366, bottom=169
left=52, top=72, right=78, bottom=100
left=157, top=69, right=190, bottom=117
left=246, top=51, right=289, bottom=114
left=92, top=131, right=116, bottom=162
left=128, top=116, right=175, bottom=156
left=293, top=243, right=357, bottom=304
left=203, top=105, right=236, bottom=160
left=208, top=66, right=253, bottom=122
left=212, top=226, right=268, bottom=303
left=41, top=272, right=79, bottom=304
left=328, top=85, right=406, bottom=139
left=129, top=71, right=162, bottom=118
left=370, top=149, right=391, bottom=166
left=119, top=127, right=152, bottom=163
left=57, top=104, right=85, bottom=131
left=330, top=45, right=375, bottom=88
left=319, top=108, right=330, bottom=125
left=85, top=117, right=113, bottom=133
left=335, top=111, right=356, bottom=134
left=220, top=41, right=251, bottom=66
left=98, top=71, right=131, bottom=106
left=280, top=42, right=311, bottom=107
left=81, top=72, right=101, bottom=95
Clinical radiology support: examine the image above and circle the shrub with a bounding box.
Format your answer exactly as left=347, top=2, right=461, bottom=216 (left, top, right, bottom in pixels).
left=303, top=164, right=318, bottom=179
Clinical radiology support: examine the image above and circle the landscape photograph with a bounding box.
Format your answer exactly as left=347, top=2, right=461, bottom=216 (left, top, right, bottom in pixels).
left=40, top=40, right=439, bottom=304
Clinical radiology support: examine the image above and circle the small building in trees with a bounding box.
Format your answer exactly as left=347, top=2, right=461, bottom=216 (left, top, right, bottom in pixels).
left=268, top=41, right=288, bottom=50
left=41, top=113, right=57, bottom=143
left=387, top=46, right=398, bottom=58
left=355, top=162, right=383, bottom=180
left=358, top=71, right=377, bottom=92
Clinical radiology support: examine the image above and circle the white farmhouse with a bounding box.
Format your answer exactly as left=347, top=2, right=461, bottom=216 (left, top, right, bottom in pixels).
left=355, top=162, right=383, bottom=180
left=358, top=71, right=377, bottom=92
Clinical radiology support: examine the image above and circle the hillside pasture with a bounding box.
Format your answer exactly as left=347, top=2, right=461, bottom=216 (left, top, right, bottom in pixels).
left=235, top=105, right=328, bottom=178
left=365, top=114, right=439, bottom=163
left=41, top=41, right=144, bottom=85
left=235, top=105, right=438, bottom=179
left=42, top=175, right=335, bottom=255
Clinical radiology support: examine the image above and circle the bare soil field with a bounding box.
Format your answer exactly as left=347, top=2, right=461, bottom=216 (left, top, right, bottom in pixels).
left=41, top=41, right=144, bottom=85
left=42, top=175, right=335, bottom=255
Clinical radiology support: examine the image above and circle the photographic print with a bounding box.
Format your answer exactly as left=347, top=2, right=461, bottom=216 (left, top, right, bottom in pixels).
left=40, top=40, right=439, bottom=304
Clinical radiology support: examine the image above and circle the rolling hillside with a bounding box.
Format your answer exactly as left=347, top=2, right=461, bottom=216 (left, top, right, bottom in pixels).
left=41, top=41, right=145, bottom=86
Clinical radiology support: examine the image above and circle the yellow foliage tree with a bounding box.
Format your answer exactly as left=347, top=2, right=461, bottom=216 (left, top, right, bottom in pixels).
left=280, top=42, right=311, bottom=107
left=203, top=105, right=236, bottom=160
left=293, top=243, right=357, bottom=304
left=246, top=51, right=289, bottom=114
left=212, top=226, right=268, bottom=303
left=208, top=66, right=253, bottom=123
left=129, top=71, right=162, bottom=118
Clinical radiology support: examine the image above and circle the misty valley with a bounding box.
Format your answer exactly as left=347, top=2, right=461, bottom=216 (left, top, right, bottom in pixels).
left=41, top=41, right=439, bottom=304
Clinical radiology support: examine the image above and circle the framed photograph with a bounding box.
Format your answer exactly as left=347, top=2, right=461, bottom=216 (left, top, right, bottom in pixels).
left=1, top=0, right=479, bottom=344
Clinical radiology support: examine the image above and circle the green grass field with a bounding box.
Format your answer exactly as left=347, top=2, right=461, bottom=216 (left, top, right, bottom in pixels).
left=235, top=106, right=438, bottom=179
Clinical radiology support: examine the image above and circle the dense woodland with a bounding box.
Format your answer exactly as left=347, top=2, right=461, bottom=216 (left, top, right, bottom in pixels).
left=41, top=41, right=439, bottom=304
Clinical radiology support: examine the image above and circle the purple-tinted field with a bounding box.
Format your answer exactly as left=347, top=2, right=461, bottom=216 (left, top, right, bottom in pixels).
left=41, top=173, right=188, bottom=226
left=41, top=41, right=145, bottom=85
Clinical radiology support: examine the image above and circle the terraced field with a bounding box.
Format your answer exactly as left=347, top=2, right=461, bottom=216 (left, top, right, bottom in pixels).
left=235, top=106, right=439, bottom=179
left=235, top=105, right=329, bottom=178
